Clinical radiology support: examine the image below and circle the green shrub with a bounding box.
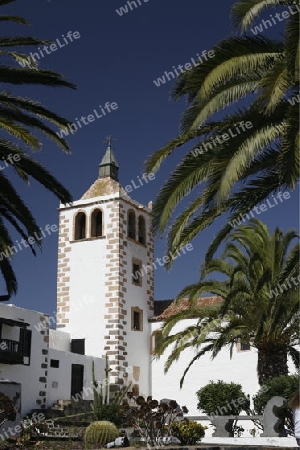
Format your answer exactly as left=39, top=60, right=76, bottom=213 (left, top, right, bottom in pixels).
left=196, top=380, right=250, bottom=416
left=253, top=374, right=299, bottom=435
left=84, top=420, right=119, bottom=449
left=171, top=419, right=206, bottom=445
left=253, top=374, right=299, bottom=414
left=92, top=403, right=127, bottom=427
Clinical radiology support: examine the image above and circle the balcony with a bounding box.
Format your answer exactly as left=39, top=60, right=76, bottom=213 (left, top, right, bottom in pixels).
left=0, top=317, right=31, bottom=365
left=0, top=338, right=23, bottom=364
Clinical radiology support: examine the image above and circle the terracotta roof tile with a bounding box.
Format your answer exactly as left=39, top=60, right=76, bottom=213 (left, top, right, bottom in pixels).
left=150, top=296, right=223, bottom=322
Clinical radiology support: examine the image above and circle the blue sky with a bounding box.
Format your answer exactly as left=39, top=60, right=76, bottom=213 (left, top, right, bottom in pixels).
left=2, top=0, right=299, bottom=315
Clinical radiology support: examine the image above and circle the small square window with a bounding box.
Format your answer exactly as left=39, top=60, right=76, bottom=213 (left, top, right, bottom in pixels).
left=50, top=359, right=59, bottom=368
left=237, top=341, right=251, bottom=352
left=241, top=343, right=251, bottom=351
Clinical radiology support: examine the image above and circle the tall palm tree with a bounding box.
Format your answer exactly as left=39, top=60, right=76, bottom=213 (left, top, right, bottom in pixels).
left=0, top=0, right=75, bottom=296
left=145, top=0, right=299, bottom=262
left=154, top=220, right=300, bottom=386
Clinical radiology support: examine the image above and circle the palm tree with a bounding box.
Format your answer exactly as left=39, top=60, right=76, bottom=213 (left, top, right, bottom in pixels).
left=0, top=0, right=75, bottom=296
left=154, top=220, right=300, bottom=386
left=145, top=0, right=299, bottom=262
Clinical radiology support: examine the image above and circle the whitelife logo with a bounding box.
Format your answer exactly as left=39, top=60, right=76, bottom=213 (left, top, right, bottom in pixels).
left=116, top=0, right=150, bottom=16
left=153, top=49, right=215, bottom=87
left=0, top=223, right=58, bottom=261
left=229, top=191, right=291, bottom=228
left=288, top=93, right=300, bottom=106
left=56, top=102, right=118, bottom=138
left=0, top=153, right=21, bottom=171
left=18, top=31, right=81, bottom=67
left=192, top=121, right=253, bottom=157
left=250, top=3, right=300, bottom=35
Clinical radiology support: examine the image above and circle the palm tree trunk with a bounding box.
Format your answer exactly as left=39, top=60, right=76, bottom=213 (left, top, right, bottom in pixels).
left=257, top=346, right=288, bottom=385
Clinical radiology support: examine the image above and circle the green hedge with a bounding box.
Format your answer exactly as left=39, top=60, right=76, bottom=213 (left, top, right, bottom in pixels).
left=196, top=380, right=250, bottom=415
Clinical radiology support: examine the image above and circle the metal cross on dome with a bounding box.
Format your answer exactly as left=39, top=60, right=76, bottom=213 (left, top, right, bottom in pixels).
left=103, top=135, right=118, bottom=147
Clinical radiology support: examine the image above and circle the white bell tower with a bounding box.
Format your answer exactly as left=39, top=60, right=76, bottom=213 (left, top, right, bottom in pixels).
left=55, top=139, right=154, bottom=396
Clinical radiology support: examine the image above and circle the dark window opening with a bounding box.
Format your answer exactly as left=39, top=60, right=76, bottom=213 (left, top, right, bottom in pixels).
left=128, top=211, right=136, bottom=240
left=50, top=359, right=60, bottom=368
left=132, top=263, right=141, bottom=285
left=74, top=212, right=86, bottom=240
left=19, top=328, right=32, bottom=358
left=138, top=216, right=146, bottom=245
left=91, top=210, right=103, bottom=237
left=71, top=339, right=85, bottom=355
left=133, top=312, right=141, bottom=330
left=241, top=343, right=251, bottom=351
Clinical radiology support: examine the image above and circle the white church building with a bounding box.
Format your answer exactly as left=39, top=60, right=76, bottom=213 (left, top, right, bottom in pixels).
left=0, top=143, right=295, bottom=419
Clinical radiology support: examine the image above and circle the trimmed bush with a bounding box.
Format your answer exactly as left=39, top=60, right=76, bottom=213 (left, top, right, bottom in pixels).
left=253, top=374, right=299, bottom=414
left=196, top=380, right=250, bottom=415
left=171, top=419, right=206, bottom=444
left=84, top=420, right=119, bottom=449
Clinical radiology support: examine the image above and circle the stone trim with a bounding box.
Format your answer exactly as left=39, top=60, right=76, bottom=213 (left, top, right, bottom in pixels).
left=56, top=212, right=71, bottom=329
left=70, top=236, right=106, bottom=243
left=58, top=195, right=151, bottom=213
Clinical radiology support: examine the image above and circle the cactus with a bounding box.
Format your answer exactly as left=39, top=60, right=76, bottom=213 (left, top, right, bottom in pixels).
left=91, top=355, right=132, bottom=411
left=84, top=420, right=119, bottom=448
left=92, top=360, right=103, bottom=413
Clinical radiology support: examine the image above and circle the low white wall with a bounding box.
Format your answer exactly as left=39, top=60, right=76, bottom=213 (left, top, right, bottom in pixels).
left=47, top=348, right=104, bottom=406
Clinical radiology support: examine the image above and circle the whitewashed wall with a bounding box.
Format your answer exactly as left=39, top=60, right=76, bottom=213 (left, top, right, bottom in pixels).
left=0, top=305, right=48, bottom=415
left=58, top=197, right=110, bottom=360
left=121, top=201, right=153, bottom=398
left=57, top=192, right=153, bottom=398
left=47, top=347, right=104, bottom=406
left=151, top=318, right=296, bottom=417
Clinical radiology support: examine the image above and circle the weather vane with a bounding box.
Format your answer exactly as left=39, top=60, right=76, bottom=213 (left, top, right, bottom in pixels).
left=103, top=135, right=118, bottom=147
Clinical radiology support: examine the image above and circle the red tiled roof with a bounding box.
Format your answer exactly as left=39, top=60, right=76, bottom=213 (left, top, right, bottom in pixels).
left=150, top=296, right=223, bottom=322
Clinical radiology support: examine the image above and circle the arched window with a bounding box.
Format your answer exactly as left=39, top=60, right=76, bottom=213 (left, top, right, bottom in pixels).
left=91, top=209, right=103, bottom=237
left=74, top=212, right=86, bottom=240
left=138, top=216, right=146, bottom=245
left=127, top=210, right=136, bottom=240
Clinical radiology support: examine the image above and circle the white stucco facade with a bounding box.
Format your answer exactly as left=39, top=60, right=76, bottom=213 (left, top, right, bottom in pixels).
left=0, top=304, right=105, bottom=416
left=151, top=318, right=297, bottom=418
left=151, top=319, right=259, bottom=416
left=55, top=167, right=154, bottom=397
left=0, top=304, right=50, bottom=415
left=0, top=148, right=297, bottom=435
left=47, top=346, right=104, bottom=406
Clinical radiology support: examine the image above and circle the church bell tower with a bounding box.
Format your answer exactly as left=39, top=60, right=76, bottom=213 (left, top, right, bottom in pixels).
left=56, top=138, right=154, bottom=396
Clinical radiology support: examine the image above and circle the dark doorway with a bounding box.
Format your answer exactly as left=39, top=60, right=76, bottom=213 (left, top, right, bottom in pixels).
left=71, top=364, right=84, bottom=398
